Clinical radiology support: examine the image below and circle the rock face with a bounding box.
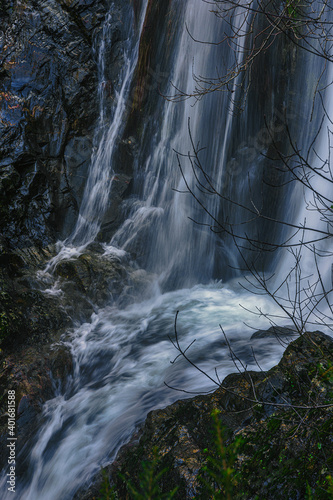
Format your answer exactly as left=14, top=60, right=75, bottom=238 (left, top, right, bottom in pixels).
left=0, top=0, right=154, bottom=452
left=0, top=0, right=134, bottom=248
left=83, top=331, right=333, bottom=499
left=0, top=0, right=143, bottom=355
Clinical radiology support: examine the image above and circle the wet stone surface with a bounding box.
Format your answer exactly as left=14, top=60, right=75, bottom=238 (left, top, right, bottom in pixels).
left=0, top=0, right=131, bottom=248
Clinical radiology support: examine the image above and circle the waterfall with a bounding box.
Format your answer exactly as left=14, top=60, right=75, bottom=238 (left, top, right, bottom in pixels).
left=111, top=0, right=250, bottom=289
left=273, top=55, right=333, bottom=332
left=42, top=0, right=148, bottom=274
left=68, top=4, right=147, bottom=247
left=2, top=1, right=333, bottom=499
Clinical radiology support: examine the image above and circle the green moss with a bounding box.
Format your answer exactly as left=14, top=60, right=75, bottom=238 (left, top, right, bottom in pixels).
left=267, top=416, right=282, bottom=432
left=286, top=0, right=301, bottom=18
left=233, top=405, right=333, bottom=499
left=0, top=311, right=10, bottom=341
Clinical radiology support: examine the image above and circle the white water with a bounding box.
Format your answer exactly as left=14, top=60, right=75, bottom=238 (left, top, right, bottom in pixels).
left=13, top=282, right=287, bottom=500
left=269, top=16, right=333, bottom=333
left=2, top=0, right=333, bottom=499
left=111, top=0, right=249, bottom=288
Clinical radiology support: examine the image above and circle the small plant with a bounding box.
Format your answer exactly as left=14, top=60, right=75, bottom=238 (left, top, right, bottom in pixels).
left=97, top=469, right=117, bottom=500
left=119, top=447, right=178, bottom=500
left=325, top=475, right=333, bottom=497
left=199, top=409, right=243, bottom=500
left=286, top=0, right=300, bottom=18
left=318, top=362, right=333, bottom=384
left=305, top=481, right=313, bottom=500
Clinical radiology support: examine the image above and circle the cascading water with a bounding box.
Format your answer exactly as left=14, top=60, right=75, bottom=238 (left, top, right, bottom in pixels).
left=7, top=285, right=286, bottom=500
left=2, top=1, right=333, bottom=499
left=42, top=0, right=148, bottom=272
left=273, top=54, right=333, bottom=331
left=111, top=0, right=250, bottom=289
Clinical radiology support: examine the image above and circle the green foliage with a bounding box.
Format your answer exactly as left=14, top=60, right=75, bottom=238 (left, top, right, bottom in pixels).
left=97, top=470, right=118, bottom=500
left=326, top=475, right=333, bottom=497
left=306, top=481, right=314, bottom=500
left=286, top=0, right=300, bottom=18
left=318, top=361, right=333, bottom=384
left=308, top=475, right=333, bottom=499
left=119, top=447, right=178, bottom=500
left=0, top=311, right=9, bottom=342
left=98, top=409, right=333, bottom=500
left=199, top=409, right=243, bottom=500
left=267, top=416, right=281, bottom=432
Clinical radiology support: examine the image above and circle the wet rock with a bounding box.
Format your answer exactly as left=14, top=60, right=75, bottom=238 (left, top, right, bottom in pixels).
left=97, top=173, right=133, bottom=241
left=0, top=242, right=71, bottom=465
left=0, top=0, right=131, bottom=248
left=0, top=342, right=73, bottom=472
left=53, top=251, right=127, bottom=316
left=0, top=239, right=151, bottom=475
left=112, top=0, right=181, bottom=200
left=0, top=239, right=70, bottom=350
left=0, top=238, right=150, bottom=349
left=251, top=325, right=298, bottom=340
left=84, top=331, right=333, bottom=500
left=52, top=246, right=155, bottom=315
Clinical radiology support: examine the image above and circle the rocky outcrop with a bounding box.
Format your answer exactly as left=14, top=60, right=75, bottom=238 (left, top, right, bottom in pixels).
left=0, top=340, right=74, bottom=473
left=0, top=238, right=70, bottom=350
left=50, top=243, right=155, bottom=316
left=82, top=331, right=333, bottom=499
